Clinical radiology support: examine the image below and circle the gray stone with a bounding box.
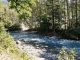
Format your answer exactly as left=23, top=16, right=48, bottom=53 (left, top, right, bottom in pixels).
left=21, top=39, right=26, bottom=42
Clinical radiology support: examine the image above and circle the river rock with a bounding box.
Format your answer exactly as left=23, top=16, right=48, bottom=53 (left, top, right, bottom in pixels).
left=21, top=39, right=26, bottom=42
left=16, top=40, right=21, bottom=44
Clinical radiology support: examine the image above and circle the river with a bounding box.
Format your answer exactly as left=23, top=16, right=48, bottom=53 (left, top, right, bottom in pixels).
left=10, top=31, right=80, bottom=60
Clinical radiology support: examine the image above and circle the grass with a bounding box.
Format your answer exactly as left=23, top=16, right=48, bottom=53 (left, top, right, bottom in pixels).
left=56, top=47, right=76, bottom=60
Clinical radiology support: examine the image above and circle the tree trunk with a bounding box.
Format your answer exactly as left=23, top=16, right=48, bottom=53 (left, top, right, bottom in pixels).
left=75, top=0, right=78, bottom=28
left=51, top=0, right=55, bottom=33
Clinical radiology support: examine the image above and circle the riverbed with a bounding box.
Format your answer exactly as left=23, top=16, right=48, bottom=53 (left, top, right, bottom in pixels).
left=10, top=31, right=80, bottom=60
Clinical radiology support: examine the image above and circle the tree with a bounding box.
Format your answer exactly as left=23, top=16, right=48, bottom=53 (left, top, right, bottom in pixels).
left=7, top=0, right=80, bottom=33
left=8, top=0, right=36, bottom=20
left=0, top=2, right=19, bottom=30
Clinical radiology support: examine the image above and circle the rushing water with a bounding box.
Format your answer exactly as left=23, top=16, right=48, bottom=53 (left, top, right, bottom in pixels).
left=10, top=31, right=80, bottom=56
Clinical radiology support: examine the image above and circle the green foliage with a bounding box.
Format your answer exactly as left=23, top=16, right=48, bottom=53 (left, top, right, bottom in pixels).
left=6, top=0, right=80, bottom=32
left=56, top=47, right=75, bottom=60
left=0, top=32, right=15, bottom=49
left=0, top=16, right=30, bottom=60
left=0, top=3, right=19, bottom=30
left=0, top=22, right=5, bottom=32
left=0, top=22, right=15, bottom=49
left=0, top=22, right=31, bottom=60
left=8, top=24, right=21, bottom=31
left=68, top=28, right=80, bottom=37
left=8, top=0, right=36, bottom=20
left=39, top=15, right=52, bottom=32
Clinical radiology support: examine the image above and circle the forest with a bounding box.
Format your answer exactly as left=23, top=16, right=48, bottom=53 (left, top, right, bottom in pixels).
left=0, top=0, right=80, bottom=60
left=4, top=0, right=80, bottom=39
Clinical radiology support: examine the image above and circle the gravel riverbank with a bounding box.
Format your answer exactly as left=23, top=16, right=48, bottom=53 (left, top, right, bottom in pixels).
left=15, top=40, right=56, bottom=60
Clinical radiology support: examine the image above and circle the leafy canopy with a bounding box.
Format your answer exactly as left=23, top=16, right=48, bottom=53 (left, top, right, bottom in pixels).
left=8, top=0, right=36, bottom=20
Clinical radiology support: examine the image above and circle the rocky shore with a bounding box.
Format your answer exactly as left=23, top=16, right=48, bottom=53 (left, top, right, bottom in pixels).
left=15, top=39, right=56, bottom=60
left=0, top=53, right=15, bottom=60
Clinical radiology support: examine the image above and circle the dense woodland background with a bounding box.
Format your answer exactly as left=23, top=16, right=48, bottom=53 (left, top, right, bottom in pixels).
left=0, top=0, right=80, bottom=39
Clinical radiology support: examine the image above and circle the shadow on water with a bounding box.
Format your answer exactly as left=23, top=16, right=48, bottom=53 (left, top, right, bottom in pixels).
left=25, top=40, right=62, bottom=53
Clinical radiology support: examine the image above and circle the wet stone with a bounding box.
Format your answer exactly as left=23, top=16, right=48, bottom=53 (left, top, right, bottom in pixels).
left=16, top=40, right=21, bottom=44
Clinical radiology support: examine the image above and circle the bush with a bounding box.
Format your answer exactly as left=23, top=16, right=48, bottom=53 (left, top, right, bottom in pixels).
left=56, top=47, right=75, bottom=60
left=8, top=24, right=22, bottom=31
left=68, top=28, right=80, bottom=36
left=0, top=22, right=31, bottom=60
left=0, top=22, right=5, bottom=32
left=39, top=15, right=52, bottom=32
left=0, top=22, right=15, bottom=49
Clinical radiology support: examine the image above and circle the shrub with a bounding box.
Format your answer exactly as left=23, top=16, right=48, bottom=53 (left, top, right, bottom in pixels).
left=8, top=24, right=22, bottom=31
left=39, top=15, right=52, bottom=32
left=0, top=22, right=31, bottom=60
left=56, top=47, right=76, bottom=60
left=68, top=28, right=80, bottom=36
